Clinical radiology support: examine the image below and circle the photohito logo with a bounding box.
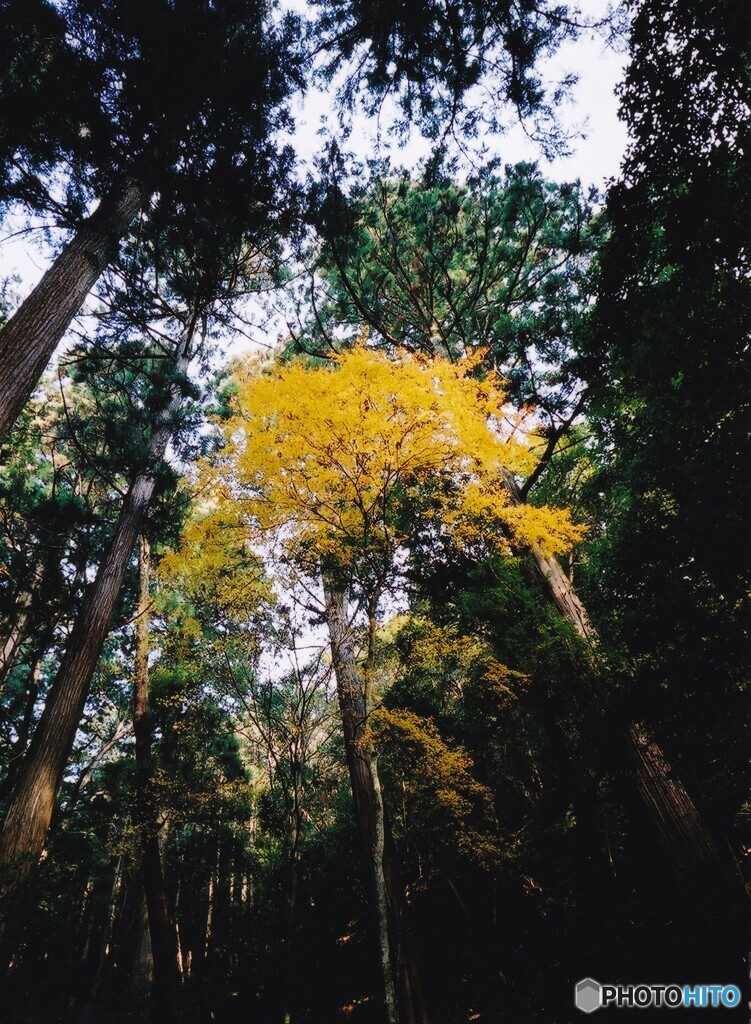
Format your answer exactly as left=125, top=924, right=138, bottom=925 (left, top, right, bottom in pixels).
left=575, top=978, right=742, bottom=1012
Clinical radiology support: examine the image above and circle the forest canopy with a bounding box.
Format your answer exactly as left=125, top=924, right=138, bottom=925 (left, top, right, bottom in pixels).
left=0, top=1, right=748, bottom=1023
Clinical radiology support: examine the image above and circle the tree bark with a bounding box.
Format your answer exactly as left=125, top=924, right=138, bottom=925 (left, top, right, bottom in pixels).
left=0, top=556, right=49, bottom=700
left=322, top=576, right=399, bottom=1024
left=131, top=891, right=154, bottom=1022
left=322, top=576, right=430, bottom=1024
left=134, top=535, right=183, bottom=1024
left=0, top=178, right=146, bottom=443
left=0, top=328, right=194, bottom=904
left=501, top=469, right=740, bottom=893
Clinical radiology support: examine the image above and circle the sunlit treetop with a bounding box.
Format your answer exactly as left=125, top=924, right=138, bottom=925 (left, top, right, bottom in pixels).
left=303, top=160, right=599, bottom=424
left=198, top=346, right=584, bottom=587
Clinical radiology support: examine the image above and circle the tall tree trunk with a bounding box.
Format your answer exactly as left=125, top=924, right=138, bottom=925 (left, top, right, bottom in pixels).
left=502, top=469, right=742, bottom=898
left=0, top=178, right=146, bottom=443
left=0, top=327, right=194, bottom=905
left=131, top=891, right=154, bottom=1022
left=322, top=577, right=430, bottom=1024
left=322, top=576, right=398, bottom=1024
left=79, top=855, right=124, bottom=1022
left=282, top=787, right=302, bottom=1024
left=134, top=535, right=183, bottom=1024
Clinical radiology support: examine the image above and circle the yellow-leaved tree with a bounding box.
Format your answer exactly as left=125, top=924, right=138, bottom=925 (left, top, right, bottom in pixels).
left=206, top=345, right=582, bottom=567
left=193, top=345, right=583, bottom=1024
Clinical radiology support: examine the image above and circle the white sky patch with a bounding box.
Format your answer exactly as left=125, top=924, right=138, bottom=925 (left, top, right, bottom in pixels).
left=285, top=0, right=628, bottom=189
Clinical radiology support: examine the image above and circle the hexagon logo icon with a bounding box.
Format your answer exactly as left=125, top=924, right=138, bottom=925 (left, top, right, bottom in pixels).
left=575, top=978, right=602, bottom=1013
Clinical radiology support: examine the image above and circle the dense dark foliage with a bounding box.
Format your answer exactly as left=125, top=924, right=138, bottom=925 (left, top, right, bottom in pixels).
left=584, top=0, right=750, bottom=875
left=0, top=1, right=747, bottom=1022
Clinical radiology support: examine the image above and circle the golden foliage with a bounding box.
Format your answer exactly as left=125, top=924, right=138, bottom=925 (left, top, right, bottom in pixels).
left=367, top=707, right=503, bottom=869
left=158, top=507, right=269, bottom=622
left=200, top=346, right=584, bottom=573
left=389, top=614, right=528, bottom=715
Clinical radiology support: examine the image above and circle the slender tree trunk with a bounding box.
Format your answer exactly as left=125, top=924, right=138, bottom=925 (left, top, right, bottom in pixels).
left=282, top=788, right=302, bottom=1024
left=63, top=718, right=129, bottom=817
left=80, top=855, right=124, bottom=1021
left=0, top=557, right=51, bottom=700
left=206, top=833, right=233, bottom=1018
left=0, top=581, right=35, bottom=696
left=526, top=538, right=596, bottom=648
left=322, top=577, right=430, bottom=1024
left=322, top=576, right=399, bottom=1024
left=176, top=844, right=212, bottom=987
left=0, top=328, right=194, bottom=904
left=0, top=178, right=146, bottom=443
left=502, top=469, right=741, bottom=895
left=530, top=533, right=727, bottom=878
left=134, top=535, right=183, bottom=1024
left=80, top=856, right=120, bottom=976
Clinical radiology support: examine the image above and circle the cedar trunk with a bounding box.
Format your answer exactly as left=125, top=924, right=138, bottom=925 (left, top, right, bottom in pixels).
left=322, top=577, right=429, bottom=1024
left=0, top=332, right=193, bottom=902
left=134, top=535, right=183, bottom=1024
left=0, top=178, right=145, bottom=442
left=502, top=470, right=740, bottom=894
left=131, top=892, right=154, bottom=1020
left=528, top=534, right=728, bottom=878
left=0, top=557, right=51, bottom=699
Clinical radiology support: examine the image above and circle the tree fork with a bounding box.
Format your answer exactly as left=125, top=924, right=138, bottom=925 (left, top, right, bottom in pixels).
left=0, top=177, right=146, bottom=444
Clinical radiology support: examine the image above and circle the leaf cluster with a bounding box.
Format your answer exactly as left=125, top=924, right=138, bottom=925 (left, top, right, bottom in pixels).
left=201, top=346, right=584, bottom=596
